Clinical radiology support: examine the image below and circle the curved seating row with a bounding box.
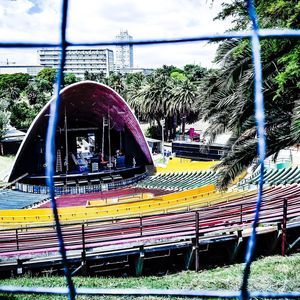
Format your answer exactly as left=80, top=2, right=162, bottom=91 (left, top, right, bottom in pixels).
left=0, top=185, right=257, bottom=227
left=39, top=187, right=168, bottom=208
left=2, top=182, right=300, bottom=231
left=1, top=184, right=300, bottom=261
left=2, top=183, right=300, bottom=231
left=0, top=190, right=49, bottom=209
left=156, top=157, right=219, bottom=173
left=136, top=171, right=217, bottom=191
left=246, top=167, right=300, bottom=185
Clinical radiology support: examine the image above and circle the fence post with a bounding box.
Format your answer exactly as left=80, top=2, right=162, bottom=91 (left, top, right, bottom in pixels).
left=140, top=216, right=143, bottom=237
left=16, top=229, right=19, bottom=251
left=195, top=211, right=200, bottom=272
left=81, top=223, right=87, bottom=274
left=281, top=198, right=288, bottom=256
left=240, top=204, right=243, bottom=224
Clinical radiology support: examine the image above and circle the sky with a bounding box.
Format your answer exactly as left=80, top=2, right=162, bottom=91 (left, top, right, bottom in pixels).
left=0, top=0, right=232, bottom=69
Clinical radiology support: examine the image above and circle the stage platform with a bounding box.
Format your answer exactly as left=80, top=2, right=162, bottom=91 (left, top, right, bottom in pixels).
left=25, top=166, right=143, bottom=183
left=15, top=171, right=148, bottom=196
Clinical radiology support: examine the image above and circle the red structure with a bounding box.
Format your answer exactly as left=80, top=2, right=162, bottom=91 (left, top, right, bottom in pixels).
left=9, top=81, right=153, bottom=186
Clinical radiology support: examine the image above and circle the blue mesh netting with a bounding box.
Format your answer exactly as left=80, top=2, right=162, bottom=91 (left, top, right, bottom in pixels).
left=0, top=0, right=300, bottom=299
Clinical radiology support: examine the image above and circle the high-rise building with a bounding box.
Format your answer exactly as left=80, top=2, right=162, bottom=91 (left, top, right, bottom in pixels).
left=115, top=30, right=133, bottom=71
left=38, top=47, right=114, bottom=79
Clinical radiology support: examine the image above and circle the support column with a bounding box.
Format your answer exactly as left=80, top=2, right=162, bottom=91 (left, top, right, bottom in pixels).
left=281, top=198, right=288, bottom=256
left=195, top=211, right=200, bottom=272
left=230, top=230, right=243, bottom=263
left=81, top=223, right=88, bottom=275
left=134, top=246, right=144, bottom=276
left=184, top=246, right=194, bottom=270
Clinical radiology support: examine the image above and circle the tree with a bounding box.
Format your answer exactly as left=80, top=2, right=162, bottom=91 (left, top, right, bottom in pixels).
left=201, top=0, right=300, bottom=189
left=125, top=72, right=145, bottom=102
left=84, top=71, right=106, bottom=83
left=127, top=65, right=204, bottom=140
left=171, top=79, right=198, bottom=136
left=0, top=73, right=31, bottom=108
left=10, top=101, right=37, bottom=129
left=1, top=83, right=20, bottom=101
left=25, top=80, right=48, bottom=106
left=0, top=73, right=31, bottom=91
left=106, top=72, right=126, bottom=97
left=183, top=64, right=207, bottom=82
left=64, top=73, right=79, bottom=86
left=37, top=68, right=57, bottom=94
left=130, top=74, right=172, bottom=128
left=170, top=71, right=187, bottom=82
left=0, top=99, right=10, bottom=140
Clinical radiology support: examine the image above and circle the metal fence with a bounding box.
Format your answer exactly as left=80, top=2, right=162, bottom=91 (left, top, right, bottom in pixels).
left=0, top=0, right=300, bottom=299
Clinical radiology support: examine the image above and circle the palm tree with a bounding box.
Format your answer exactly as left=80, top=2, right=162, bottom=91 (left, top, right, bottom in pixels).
left=107, top=73, right=125, bottom=97
left=0, top=99, right=10, bottom=140
left=170, top=79, right=198, bottom=137
left=0, top=83, right=21, bottom=108
left=200, top=36, right=299, bottom=189
left=128, top=73, right=174, bottom=139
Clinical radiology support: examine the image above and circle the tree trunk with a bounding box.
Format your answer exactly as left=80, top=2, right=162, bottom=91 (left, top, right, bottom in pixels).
left=165, top=117, right=169, bottom=141
left=155, top=118, right=162, bottom=139
left=172, top=114, right=177, bottom=140
left=181, top=115, right=186, bottom=140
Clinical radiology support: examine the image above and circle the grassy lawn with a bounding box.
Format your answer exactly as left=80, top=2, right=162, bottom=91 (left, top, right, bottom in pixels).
left=0, top=254, right=299, bottom=299
left=0, top=155, right=15, bottom=185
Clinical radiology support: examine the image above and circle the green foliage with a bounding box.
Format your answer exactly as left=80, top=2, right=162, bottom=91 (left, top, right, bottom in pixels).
left=84, top=71, right=106, bottom=83
left=128, top=65, right=204, bottom=140
left=0, top=63, right=206, bottom=133
left=0, top=73, right=31, bottom=91
left=202, top=0, right=300, bottom=188
left=155, top=65, right=182, bottom=77
left=1, top=254, right=300, bottom=299
left=125, top=72, right=145, bottom=86
left=170, top=71, right=187, bottom=81
left=145, top=125, right=161, bottom=139
left=0, top=68, right=78, bottom=130
left=37, top=68, right=57, bottom=84
left=37, top=68, right=57, bottom=95
left=107, top=72, right=125, bottom=97
left=0, top=99, right=10, bottom=139
left=183, top=64, right=207, bottom=82
left=64, top=73, right=79, bottom=86
left=275, top=44, right=300, bottom=96
left=25, top=80, right=48, bottom=106
left=10, top=101, right=37, bottom=129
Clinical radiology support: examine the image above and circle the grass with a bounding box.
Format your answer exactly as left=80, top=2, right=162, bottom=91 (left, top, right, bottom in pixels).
left=0, top=155, right=15, bottom=185
left=0, top=254, right=300, bottom=299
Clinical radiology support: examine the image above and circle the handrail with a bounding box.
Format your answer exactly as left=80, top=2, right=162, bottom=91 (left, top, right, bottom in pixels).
left=0, top=193, right=299, bottom=232
left=0, top=197, right=298, bottom=262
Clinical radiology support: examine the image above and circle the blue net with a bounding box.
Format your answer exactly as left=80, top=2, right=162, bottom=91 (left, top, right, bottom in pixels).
left=0, top=0, right=300, bottom=299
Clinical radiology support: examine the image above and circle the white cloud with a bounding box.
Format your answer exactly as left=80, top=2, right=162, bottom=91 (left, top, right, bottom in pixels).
left=0, top=0, right=61, bottom=42
left=0, top=0, right=231, bottom=68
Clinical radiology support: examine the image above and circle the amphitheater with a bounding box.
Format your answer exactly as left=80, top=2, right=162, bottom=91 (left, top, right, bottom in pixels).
left=1, top=153, right=300, bottom=276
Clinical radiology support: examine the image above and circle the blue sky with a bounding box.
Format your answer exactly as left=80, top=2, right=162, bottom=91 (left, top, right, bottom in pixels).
left=27, top=0, right=42, bottom=14
left=0, top=0, right=231, bottom=69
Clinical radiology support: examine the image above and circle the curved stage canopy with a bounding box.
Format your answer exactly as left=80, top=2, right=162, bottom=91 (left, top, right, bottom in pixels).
left=9, top=81, right=153, bottom=183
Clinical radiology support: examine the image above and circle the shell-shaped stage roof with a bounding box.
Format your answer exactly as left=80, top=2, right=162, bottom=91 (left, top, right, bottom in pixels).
left=9, top=81, right=153, bottom=182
